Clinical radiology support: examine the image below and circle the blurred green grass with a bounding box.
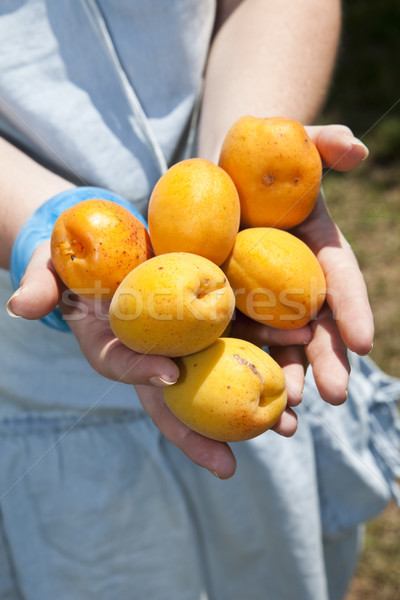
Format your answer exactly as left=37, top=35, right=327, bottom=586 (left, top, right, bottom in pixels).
left=319, top=2, right=400, bottom=597
left=321, top=0, right=400, bottom=377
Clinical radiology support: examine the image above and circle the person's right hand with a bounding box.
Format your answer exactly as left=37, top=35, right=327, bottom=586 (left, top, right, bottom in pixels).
left=7, top=238, right=312, bottom=479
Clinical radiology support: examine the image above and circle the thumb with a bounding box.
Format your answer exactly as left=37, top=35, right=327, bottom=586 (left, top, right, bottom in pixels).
left=307, top=124, right=369, bottom=171
left=7, top=239, right=61, bottom=320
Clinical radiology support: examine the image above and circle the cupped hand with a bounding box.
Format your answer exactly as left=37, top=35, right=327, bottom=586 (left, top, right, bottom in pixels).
left=291, top=125, right=374, bottom=402
left=5, top=240, right=230, bottom=476
left=227, top=124, right=373, bottom=425
left=6, top=238, right=316, bottom=477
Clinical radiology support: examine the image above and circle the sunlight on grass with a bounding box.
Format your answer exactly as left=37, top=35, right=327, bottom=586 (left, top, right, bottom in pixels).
left=319, top=1, right=400, bottom=597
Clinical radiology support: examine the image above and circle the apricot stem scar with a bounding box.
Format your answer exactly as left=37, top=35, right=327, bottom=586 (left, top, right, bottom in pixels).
left=262, top=174, right=275, bottom=186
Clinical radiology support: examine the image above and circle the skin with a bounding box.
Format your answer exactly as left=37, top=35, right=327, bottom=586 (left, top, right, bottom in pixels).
left=199, top=0, right=343, bottom=162
left=3, top=0, right=373, bottom=479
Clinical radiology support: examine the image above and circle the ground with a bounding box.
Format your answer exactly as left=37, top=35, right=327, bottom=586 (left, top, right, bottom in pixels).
left=318, top=1, right=400, bottom=596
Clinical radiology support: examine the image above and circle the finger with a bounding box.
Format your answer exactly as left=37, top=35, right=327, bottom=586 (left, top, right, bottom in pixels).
left=323, top=247, right=374, bottom=355
left=306, top=124, right=369, bottom=171
left=230, top=310, right=313, bottom=347
left=293, top=196, right=374, bottom=355
left=136, top=384, right=237, bottom=479
left=305, top=304, right=350, bottom=405
left=6, top=239, right=61, bottom=320
left=92, top=337, right=180, bottom=386
left=61, top=296, right=180, bottom=386
left=271, top=407, right=298, bottom=437
left=269, top=345, right=306, bottom=407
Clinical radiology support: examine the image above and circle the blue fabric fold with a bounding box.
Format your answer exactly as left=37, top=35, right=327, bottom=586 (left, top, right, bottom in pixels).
left=301, top=352, right=400, bottom=536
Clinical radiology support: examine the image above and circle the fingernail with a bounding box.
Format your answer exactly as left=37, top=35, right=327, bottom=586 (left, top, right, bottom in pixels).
left=6, top=289, right=22, bottom=318
left=149, top=376, right=177, bottom=387
left=368, top=342, right=374, bottom=355
left=352, top=139, right=369, bottom=160
left=210, top=470, right=221, bottom=479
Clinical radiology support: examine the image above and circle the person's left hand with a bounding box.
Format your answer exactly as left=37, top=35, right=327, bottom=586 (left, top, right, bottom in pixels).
left=294, top=125, right=374, bottom=399
left=229, top=124, right=374, bottom=435
left=139, top=126, right=375, bottom=455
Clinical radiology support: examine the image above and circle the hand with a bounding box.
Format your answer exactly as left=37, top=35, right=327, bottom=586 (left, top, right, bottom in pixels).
left=293, top=125, right=374, bottom=401
left=5, top=239, right=313, bottom=478
left=225, top=124, right=374, bottom=430
left=6, top=241, right=237, bottom=478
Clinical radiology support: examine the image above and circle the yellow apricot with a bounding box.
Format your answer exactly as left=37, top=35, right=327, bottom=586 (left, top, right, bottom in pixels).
left=109, top=252, right=235, bottom=357
left=219, top=116, right=322, bottom=229
left=223, top=227, right=326, bottom=329
left=148, top=158, right=240, bottom=265
left=51, top=199, right=152, bottom=299
left=164, top=337, right=287, bottom=442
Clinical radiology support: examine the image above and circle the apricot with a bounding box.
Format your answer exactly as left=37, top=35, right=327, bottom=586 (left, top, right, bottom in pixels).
left=223, top=228, right=326, bottom=329
left=163, top=337, right=287, bottom=442
left=219, top=116, right=322, bottom=229
left=109, top=252, right=235, bottom=357
left=148, top=158, right=240, bottom=265
left=51, top=199, right=152, bottom=299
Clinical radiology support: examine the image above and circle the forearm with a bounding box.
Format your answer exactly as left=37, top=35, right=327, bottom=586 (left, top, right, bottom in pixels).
left=0, top=137, right=74, bottom=269
left=198, top=0, right=341, bottom=162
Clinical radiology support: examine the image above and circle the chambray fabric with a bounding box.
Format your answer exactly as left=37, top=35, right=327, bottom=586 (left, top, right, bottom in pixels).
left=0, top=359, right=398, bottom=600
left=0, top=2, right=399, bottom=599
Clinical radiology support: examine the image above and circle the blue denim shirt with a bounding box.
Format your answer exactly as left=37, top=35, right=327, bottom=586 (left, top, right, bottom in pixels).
left=0, top=0, right=215, bottom=413
left=0, top=0, right=214, bottom=215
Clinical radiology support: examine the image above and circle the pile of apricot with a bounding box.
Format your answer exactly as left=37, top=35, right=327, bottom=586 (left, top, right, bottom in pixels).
left=51, top=116, right=326, bottom=442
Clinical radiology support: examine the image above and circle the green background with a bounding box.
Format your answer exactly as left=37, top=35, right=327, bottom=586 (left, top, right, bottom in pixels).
left=320, top=1, right=400, bottom=597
